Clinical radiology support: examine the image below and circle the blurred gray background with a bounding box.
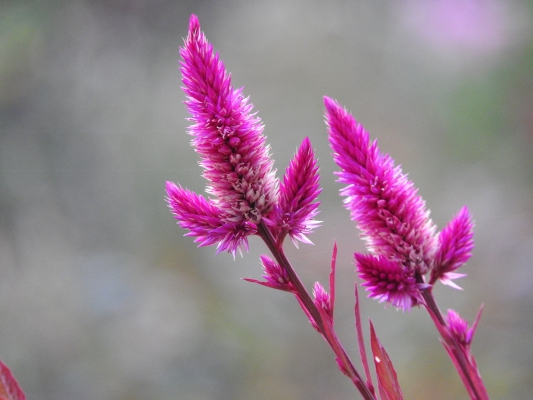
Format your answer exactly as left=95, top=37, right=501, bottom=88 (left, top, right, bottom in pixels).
left=1, top=0, right=532, bottom=399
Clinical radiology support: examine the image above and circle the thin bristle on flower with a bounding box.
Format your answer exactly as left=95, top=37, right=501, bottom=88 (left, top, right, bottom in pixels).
left=271, top=137, right=321, bottom=246
left=180, top=14, right=278, bottom=225
left=324, top=96, right=437, bottom=275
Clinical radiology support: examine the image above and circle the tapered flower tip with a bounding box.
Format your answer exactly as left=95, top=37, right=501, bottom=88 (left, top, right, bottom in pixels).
left=188, top=14, right=200, bottom=32
left=323, top=96, right=350, bottom=125
left=323, top=96, right=337, bottom=113
left=272, top=136, right=321, bottom=246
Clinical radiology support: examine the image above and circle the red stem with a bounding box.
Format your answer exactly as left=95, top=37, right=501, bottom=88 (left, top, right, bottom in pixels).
left=417, top=275, right=489, bottom=400
left=257, top=221, right=376, bottom=400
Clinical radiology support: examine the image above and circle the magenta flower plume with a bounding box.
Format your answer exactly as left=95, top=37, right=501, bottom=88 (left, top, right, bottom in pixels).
left=313, top=282, right=333, bottom=322
left=355, top=253, right=425, bottom=311
left=271, top=137, right=321, bottom=246
left=431, top=206, right=474, bottom=289
left=324, top=96, right=437, bottom=275
left=166, top=14, right=278, bottom=255
left=180, top=14, right=277, bottom=224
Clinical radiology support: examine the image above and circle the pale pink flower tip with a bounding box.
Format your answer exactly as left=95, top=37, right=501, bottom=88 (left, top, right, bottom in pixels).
left=355, top=253, right=425, bottom=311
left=270, top=137, right=321, bottom=246
left=324, top=96, right=437, bottom=275
left=167, top=14, right=279, bottom=255
left=166, top=182, right=255, bottom=256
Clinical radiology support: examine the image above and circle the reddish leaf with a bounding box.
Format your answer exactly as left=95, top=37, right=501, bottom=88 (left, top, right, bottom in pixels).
left=0, top=360, right=25, bottom=400
left=329, top=242, right=337, bottom=325
left=369, top=321, right=403, bottom=400
left=355, top=285, right=374, bottom=394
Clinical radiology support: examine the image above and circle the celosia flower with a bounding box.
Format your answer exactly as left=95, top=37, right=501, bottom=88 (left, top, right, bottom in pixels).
left=446, top=309, right=475, bottom=346
left=244, top=255, right=295, bottom=293
left=355, top=253, right=425, bottom=311
left=431, top=206, right=474, bottom=289
left=324, top=97, right=437, bottom=275
left=313, top=281, right=332, bottom=321
left=270, top=137, right=321, bottom=246
left=166, top=14, right=278, bottom=255
left=324, top=96, right=441, bottom=310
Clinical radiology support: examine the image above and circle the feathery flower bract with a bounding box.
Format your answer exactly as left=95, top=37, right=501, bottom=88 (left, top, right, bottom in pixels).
left=180, top=14, right=278, bottom=224
left=166, top=182, right=256, bottom=255
left=271, top=137, right=321, bottom=246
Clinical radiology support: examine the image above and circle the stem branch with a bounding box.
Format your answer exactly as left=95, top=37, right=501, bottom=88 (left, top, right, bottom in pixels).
left=257, top=221, right=375, bottom=400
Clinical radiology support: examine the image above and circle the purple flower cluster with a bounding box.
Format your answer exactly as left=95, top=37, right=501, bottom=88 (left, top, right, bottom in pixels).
left=324, top=97, right=474, bottom=310
left=167, top=14, right=488, bottom=399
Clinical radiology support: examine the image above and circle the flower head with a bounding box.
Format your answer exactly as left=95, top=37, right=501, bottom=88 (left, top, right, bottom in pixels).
left=167, top=15, right=278, bottom=255
left=355, top=253, right=426, bottom=311
left=270, top=137, right=321, bottom=246
left=180, top=15, right=278, bottom=225
left=324, top=97, right=437, bottom=275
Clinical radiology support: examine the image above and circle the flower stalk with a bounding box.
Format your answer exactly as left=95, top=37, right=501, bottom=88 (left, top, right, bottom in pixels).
left=325, top=96, right=489, bottom=399
left=256, top=221, right=376, bottom=400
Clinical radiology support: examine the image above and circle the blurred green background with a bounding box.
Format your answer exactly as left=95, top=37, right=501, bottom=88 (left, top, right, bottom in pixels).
left=1, top=0, right=532, bottom=399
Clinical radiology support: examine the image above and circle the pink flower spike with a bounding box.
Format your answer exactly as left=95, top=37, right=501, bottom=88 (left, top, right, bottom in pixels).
left=166, top=182, right=255, bottom=256
left=324, top=96, right=437, bottom=274
left=243, top=255, right=295, bottom=293
left=271, top=137, right=321, bottom=246
left=431, top=206, right=474, bottom=287
left=313, top=282, right=333, bottom=322
left=355, top=253, right=425, bottom=311
left=180, top=14, right=278, bottom=226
